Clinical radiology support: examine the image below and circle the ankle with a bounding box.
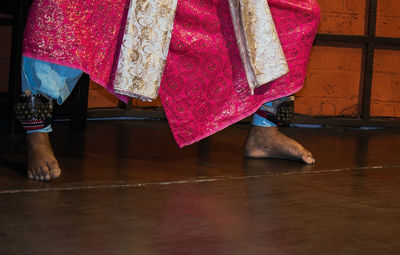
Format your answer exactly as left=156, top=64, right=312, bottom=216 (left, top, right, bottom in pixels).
left=27, top=132, right=50, bottom=147
left=251, top=125, right=280, bottom=136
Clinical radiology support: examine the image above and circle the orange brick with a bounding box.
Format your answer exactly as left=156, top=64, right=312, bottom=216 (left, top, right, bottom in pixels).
left=88, top=81, right=119, bottom=108
left=317, top=0, right=366, bottom=35
left=376, top=0, right=400, bottom=38
left=371, top=74, right=400, bottom=102
left=371, top=50, right=400, bottom=117
left=295, top=46, right=362, bottom=117
left=89, top=81, right=105, bottom=91
left=307, top=46, right=362, bottom=71
left=373, top=49, right=400, bottom=73
left=370, top=102, right=400, bottom=117
left=295, top=97, right=358, bottom=116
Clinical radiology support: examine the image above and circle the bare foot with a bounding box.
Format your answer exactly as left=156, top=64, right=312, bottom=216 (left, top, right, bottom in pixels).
left=27, top=132, right=61, bottom=181
left=244, top=126, right=315, bottom=164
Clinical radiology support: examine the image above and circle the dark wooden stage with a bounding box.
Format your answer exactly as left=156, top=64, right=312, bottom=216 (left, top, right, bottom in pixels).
left=1, top=120, right=400, bottom=254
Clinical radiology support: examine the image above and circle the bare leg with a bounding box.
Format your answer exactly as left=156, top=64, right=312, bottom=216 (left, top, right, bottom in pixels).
left=27, top=132, right=61, bottom=181
left=244, top=126, right=315, bottom=164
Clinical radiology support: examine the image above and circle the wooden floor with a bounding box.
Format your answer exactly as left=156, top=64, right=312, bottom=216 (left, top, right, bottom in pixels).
left=1, top=120, right=400, bottom=254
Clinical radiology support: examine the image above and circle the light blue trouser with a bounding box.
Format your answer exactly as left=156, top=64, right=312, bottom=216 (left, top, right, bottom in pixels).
left=22, top=56, right=279, bottom=133
left=22, top=57, right=83, bottom=133
left=252, top=101, right=277, bottom=127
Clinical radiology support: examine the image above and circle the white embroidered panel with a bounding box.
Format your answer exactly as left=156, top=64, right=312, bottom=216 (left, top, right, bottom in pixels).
left=113, top=0, right=178, bottom=101
left=228, top=0, right=289, bottom=94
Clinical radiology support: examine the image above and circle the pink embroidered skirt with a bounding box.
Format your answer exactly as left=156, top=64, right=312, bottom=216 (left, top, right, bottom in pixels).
left=160, top=0, right=320, bottom=147
left=23, top=0, right=320, bottom=147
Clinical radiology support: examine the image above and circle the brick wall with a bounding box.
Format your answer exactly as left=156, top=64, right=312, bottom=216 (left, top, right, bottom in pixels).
left=376, top=0, right=400, bottom=37
left=317, top=0, right=366, bottom=35
left=294, top=46, right=362, bottom=117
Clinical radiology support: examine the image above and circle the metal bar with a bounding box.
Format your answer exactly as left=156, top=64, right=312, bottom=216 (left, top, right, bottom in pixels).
left=85, top=108, right=400, bottom=128
left=375, top=37, right=400, bottom=46
left=315, top=34, right=369, bottom=44
left=360, top=0, right=378, bottom=120
left=314, top=34, right=400, bottom=50
left=314, top=34, right=400, bottom=49
left=375, top=37, right=400, bottom=50
left=293, top=115, right=400, bottom=128
left=315, top=34, right=400, bottom=47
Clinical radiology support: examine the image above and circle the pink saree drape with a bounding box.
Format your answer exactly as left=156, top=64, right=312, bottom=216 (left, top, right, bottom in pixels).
left=159, top=0, right=320, bottom=147
left=23, top=0, right=320, bottom=148
left=22, top=0, right=130, bottom=101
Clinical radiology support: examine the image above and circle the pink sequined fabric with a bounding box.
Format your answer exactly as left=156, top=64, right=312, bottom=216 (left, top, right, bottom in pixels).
left=159, top=0, right=320, bottom=147
left=22, top=0, right=130, bottom=95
